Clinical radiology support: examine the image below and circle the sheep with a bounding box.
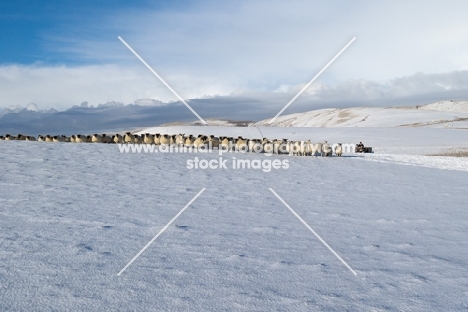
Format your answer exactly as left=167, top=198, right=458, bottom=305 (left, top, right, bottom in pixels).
left=290, top=141, right=301, bottom=156
left=160, top=134, right=170, bottom=145
left=184, top=135, right=195, bottom=147
left=322, top=141, right=332, bottom=157
left=220, top=136, right=231, bottom=150
left=193, top=135, right=206, bottom=149
left=153, top=134, right=161, bottom=145
left=75, top=134, right=85, bottom=143
left=169, top=134, right=177, bottom=145
left=175, top=134, right=185, bottom=146
left=283, top=140, right=291, bottom=155
left=135, top=134, right=144, bottom=144
left=236, top=136, right=248, bottom=153
left=124, top=132, right=134, bottom=144
left=289, top=141, right=307, bottom=156
left=262, top=138, right=274, bottom=154
left=112, top=134, right=123, bottom=144
left=334, top=143, right=343, bottom=157
left=247, top=139, right=261, bottom=153
left=16, top=134, right=26, bottom=141
left=273, top=139, right=284, bottom=154
left=299, top=141, right=308, bottom=156
left=101, top=134, right=112, bottom=144
left=247, top=139, right=255, bottom=152
left=143, top=133, right=154, bottom=144
left=207, top=135, right=219, bottom=149
left=256, top=139, right=265, bottom=153
left=309, top=142, right=322, bottom=156
left=3, top=128, right=345, bottom=160
left=52, top=135, right=68, bottom=142
left=4, top=134, right=15, bottom=141
left=276, top=139, right=288, bottom=155
left=90, top=134, right=101, bottom=143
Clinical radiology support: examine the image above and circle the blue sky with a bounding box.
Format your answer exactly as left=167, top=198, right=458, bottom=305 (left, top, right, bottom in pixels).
left=0, top=0, right=186, bottom=64
left=1, top=0, right=468, bottom=111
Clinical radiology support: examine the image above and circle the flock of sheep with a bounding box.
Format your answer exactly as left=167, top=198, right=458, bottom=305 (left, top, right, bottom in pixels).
left=0, top=132, right=344, bottom=156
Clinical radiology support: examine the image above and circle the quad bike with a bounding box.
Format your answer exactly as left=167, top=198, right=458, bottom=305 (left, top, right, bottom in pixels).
left=355, top=144, right=373, bottom=153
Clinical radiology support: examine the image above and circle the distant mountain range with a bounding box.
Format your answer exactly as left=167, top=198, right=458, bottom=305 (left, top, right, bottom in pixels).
left=0, top=101, right=200, bottom=135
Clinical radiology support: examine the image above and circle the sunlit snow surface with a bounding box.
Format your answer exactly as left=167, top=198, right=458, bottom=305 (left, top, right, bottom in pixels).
left=1, top=128, right=467, bottom=310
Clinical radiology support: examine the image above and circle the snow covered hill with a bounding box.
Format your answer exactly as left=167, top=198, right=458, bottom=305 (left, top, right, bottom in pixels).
left=253, top=101, right=468, bottom=128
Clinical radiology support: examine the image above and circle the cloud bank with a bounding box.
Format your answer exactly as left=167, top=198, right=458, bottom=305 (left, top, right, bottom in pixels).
left=1, top=69, right=468, bottom=136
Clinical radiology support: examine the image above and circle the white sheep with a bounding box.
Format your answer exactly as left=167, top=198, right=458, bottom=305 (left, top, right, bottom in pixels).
left=273, top=140, right=283, bottom=154
left=124, top=132, right=134, bottom=144
left=220, top=137, right=231, bottom=150
left=263, top=138, right=274, bottom=154
left=160, top=134, right=170, bottom=145
left=184, top=135, right=195, bottom=147
left=322, top=141, right=332, bottom=157
left=113, top=134, right=123, bottom=144
left=91, top=134, right=102, bottom=143
left=175, top=134, right=185, bottom=146
left=236, top=136, right=248, bottom=153
left=154, top=134, right=161, bottom=145
left=334, top=143, right=343, bottom=156
left=143, top=133, right=154, bottom=144
left=193, top=135, right=206, bottom=148
left=308, top=142, right=322, bottom=156
left=75, top=134, right=85, bottom=143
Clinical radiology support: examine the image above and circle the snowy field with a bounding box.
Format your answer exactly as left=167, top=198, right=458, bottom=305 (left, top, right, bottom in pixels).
left=1, top=127, right=468, bottom=310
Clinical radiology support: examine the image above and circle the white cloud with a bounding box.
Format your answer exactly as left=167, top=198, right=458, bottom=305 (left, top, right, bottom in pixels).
left=54, top=0, right=468, bottom=86
left=1, top=62, right=468, bottom=111
left=269, top=70, right=468, bottom=102
left=0, top=64, right=234, bottom=109
left=4, top=0, right=468, bottom=110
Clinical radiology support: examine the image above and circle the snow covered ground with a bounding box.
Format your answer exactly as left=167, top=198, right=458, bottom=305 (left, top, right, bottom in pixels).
left=1, top=126, right=467, bottom=310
